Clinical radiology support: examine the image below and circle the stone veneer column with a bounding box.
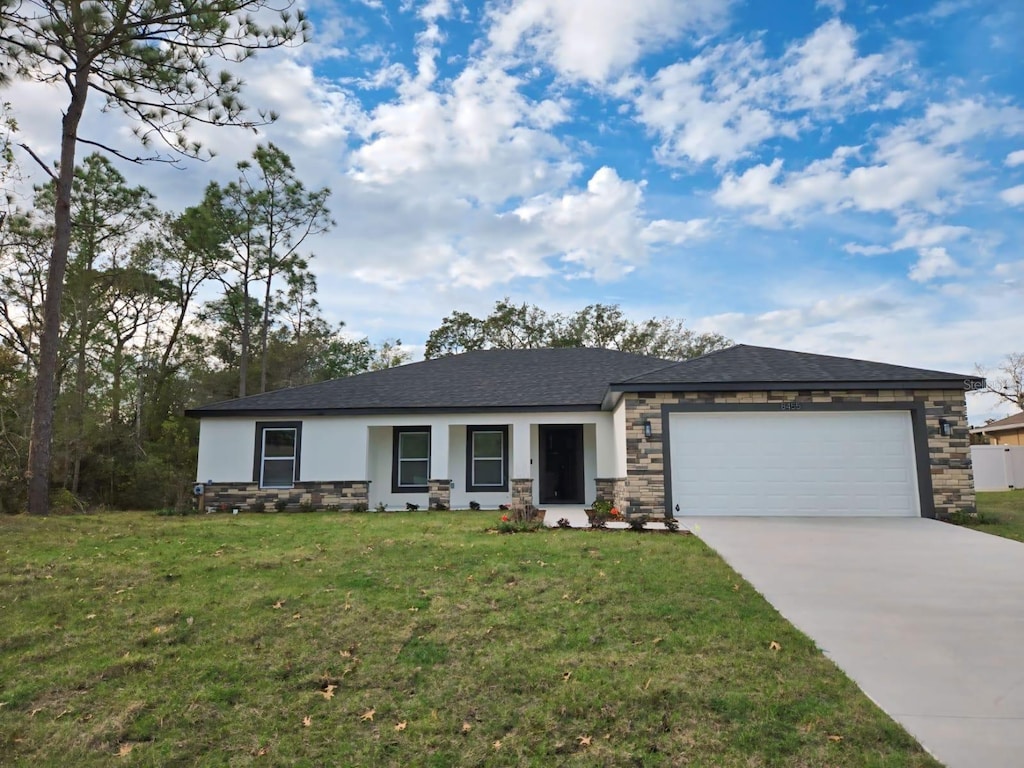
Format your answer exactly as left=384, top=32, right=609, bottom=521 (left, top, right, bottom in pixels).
left=510, top=478, right=534, bottom=520
left=594, top=477, right=627, bottom=512
left=428, top=479, right=452, bottom=510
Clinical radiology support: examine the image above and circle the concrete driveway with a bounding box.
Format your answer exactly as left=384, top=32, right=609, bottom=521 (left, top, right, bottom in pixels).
left=681, top=516, right=1024, bottom=768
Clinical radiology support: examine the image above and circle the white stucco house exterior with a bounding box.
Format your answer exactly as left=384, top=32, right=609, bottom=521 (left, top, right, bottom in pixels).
left=187, top=345, right=981, bottom=518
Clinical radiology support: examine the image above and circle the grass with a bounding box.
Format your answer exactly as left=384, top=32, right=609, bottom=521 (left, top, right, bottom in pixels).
left=955, top=491, right=1024, bottom=542
left=0, top=511, right=939, bottom=767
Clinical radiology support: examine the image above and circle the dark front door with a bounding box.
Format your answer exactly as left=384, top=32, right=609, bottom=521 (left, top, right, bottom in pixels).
left=539, top=425, right=584, bottom=504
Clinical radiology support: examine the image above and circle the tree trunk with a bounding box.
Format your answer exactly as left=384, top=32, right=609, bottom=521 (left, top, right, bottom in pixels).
left=70, top=280, right=91, bottom=495
left=26, top=79, right=88, bottom=515
left=259, top=267, right=273, bottom=393
left=238, top=282, right=250, bottom=398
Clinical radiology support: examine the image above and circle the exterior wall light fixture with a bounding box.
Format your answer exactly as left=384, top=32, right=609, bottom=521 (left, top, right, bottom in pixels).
left=644, top=419, right=653, bottom=439
left=939, top=419, right=953, bottom=437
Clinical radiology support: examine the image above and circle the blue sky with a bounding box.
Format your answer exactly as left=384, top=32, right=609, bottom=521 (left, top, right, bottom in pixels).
left=8, top=0, right=1024, bottom=422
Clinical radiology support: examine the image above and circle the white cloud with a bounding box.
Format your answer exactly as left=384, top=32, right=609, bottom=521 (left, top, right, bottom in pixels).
left=486, top=0, right=729, bottom=84
left=890, top=223, right=971, bottom=250
left=629, top=20, right=905, bottom=167
left=1000, top=184, right=1024, bottom=206
left=511, top=166, right=707, bottom=281
left=843, top=243, right=890, bottom=256
left=779, top=19, right=904, bottom=111
left=816, top=0, right=845, bottom=12
left=1007, top=150, right=1024, bottom=167
left=908, top=246, right=963, bottom=282
left=348, top=60, right=576, bottom=204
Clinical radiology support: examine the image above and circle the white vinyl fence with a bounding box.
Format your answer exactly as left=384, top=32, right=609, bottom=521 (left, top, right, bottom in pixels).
left=971, top=445, right=1024, bottom=491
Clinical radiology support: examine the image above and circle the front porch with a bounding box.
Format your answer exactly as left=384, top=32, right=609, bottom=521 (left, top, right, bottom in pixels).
left=366, top=416, right=624, bottom=512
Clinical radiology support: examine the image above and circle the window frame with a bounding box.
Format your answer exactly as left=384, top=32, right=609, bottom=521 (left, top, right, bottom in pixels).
left=391, top=426, right=431, bottom=493
left=253, top=421, right=302, bottom=489
left=465, top=425, right=509, bottom=493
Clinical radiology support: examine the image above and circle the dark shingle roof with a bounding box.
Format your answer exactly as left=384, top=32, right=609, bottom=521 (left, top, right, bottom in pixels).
left=187, top=347, right=675, bottom=416
left=615, top=344, right=976, bottom=390
left=187, top=344, right=980, bottom=417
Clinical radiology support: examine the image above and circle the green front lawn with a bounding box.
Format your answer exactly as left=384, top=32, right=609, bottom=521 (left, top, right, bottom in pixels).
left=0, top=511, right=938, bottom=766
left=966, top=491, right=1024, bottom=542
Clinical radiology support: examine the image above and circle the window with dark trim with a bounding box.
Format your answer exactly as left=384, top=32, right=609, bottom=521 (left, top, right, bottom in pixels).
left=392, top=426, right=430, bottom=493
left=254, top=421, right=302, bottom=488
left=466, top=425, right=509, bottom=492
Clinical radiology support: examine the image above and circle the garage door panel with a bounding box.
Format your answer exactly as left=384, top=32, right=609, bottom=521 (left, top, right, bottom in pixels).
left=669, top=411, right=920, bottom=517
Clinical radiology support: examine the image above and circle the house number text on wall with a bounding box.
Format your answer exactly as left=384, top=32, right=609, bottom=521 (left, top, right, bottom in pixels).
left=780, top=402, right=802, bottom=411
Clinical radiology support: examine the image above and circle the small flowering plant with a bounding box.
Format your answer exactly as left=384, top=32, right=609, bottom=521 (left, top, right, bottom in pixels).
left=587, top=499, right=620, bottom=528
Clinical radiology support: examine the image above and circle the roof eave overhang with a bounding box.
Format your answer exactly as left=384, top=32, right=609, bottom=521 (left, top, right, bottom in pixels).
left=607, top=378, right=980, bottom=394
left=970, top=423, right=1024, bottom=434
left=185, top=403, right=604, bottom=419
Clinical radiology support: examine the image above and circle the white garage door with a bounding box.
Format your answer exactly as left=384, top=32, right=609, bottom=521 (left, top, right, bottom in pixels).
left=669, top=410, right=920, bottom=517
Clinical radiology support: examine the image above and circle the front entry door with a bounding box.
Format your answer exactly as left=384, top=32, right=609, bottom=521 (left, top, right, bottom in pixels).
left=539, top=425, right=584, bottom=504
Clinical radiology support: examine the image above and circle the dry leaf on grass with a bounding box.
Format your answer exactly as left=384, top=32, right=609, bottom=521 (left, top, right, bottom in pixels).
left=578, top=735, right=592, bottom=747
left=394, top=721, right=407, bottom=731
left=493, top=740, right=502, bottom=750
left=461, top=722, right=472, bottom=733
left=272, top=600, right=285, bottom=609
left=117, top=743, right=133, bottom=757
left=769, top=640, right=781, bottom=651
left=562, top=671, right=572, bottom=682
left=360, top=708, right=375, bottom=721
left=321, top=685, right=336, bottom=700
left=302, top=715, right=312, bottom=728
left=828, top=734, right=843, bottom=742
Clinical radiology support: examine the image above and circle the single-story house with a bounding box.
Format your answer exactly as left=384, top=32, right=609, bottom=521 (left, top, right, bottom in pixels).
left=186, top=344, right=981, bottom=518
left=970, top=412, right=1024, bottom=446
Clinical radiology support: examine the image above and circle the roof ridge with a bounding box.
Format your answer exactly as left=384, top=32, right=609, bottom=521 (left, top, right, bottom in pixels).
left=613, top=343, right=742, bottom=385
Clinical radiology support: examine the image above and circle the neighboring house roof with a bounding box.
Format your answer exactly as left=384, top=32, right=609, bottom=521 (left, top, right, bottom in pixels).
left=186, top=347, right=675, bottom=416
left=187, top=344, right=981, bottom=418
left=970, top=411, right=1024, bottom=434
left=612, top=344, right=977, bottom=393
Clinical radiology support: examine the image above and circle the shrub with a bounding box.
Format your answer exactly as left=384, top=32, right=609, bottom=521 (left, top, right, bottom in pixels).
left=943, top=510, right=994, bottom=526
left=496, top=517, right=543, bottom=534
left=351, top=502, right=369, bottom=513
left=250, top=500, right=266, bottom=513
left=469, top=500, right=481, bottom=511
left=406, top=502, right=420, bottom=511
left=431, top=501, right=448, bottom=511
left=298, top=501, right=316, bottom=513
left=274, top=499, right=288, bottom=513
left=556, top=517, right=572, bottom=529
left=664, top=517, right=681, bottom=532
left=375, top=502, right=388, bottom=513
left=498, top=503, right=510, bottom=511
left=627, top=514, right=650, bottom=532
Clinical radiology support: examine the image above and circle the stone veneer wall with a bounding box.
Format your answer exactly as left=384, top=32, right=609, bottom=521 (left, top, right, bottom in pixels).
left=594, top=477, right=627, bottom=511
left=428, top=479, right=452, bottom=510
left=510, top=478, right=534, bottom=518
left=621, top=389, right=973, bottom=519
left=203, top=481, right=369, bottom=511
